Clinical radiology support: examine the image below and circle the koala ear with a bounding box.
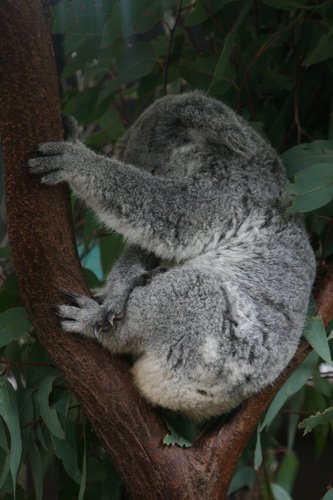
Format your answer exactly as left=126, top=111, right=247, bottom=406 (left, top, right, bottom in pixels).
left=170, top=92, right=257, bottom=158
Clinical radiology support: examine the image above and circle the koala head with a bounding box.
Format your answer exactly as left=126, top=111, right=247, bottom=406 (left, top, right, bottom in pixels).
left=115, top=94, right=193, bottom=177
left=115, top=92, right=255, bottom=178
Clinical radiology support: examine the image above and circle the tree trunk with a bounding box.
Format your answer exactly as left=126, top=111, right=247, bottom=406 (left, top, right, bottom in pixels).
left=0, top=1, right=332, bottom=498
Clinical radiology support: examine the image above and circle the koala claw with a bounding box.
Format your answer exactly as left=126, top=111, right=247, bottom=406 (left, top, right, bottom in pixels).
left=107, top=310, right=124, bottom=326
left=93, top=320, right=110, bottom=341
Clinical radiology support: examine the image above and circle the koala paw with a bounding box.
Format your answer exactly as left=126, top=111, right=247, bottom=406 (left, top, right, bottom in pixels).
left=28, top=141, right=93, bottom=185
left=58, top=292, right=114, bottom=341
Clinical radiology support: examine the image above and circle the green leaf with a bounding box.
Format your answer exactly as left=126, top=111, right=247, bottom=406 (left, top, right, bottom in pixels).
left=61, top=36, right=101, bottom=79
left=64, top=88, right=100, bottom=125
left=322, top=489, right=333, bottom=500
left=299, top=407, right=333, bottom=435
left=287, top=163, right=333, bottom=213
left=276, top=451, right=299, bottom=494
left=163, top=421, right=192, bottom=448
left=18, top=388, right=35, bottom=427
left=287, top=387, right=305, bottom=450
left=208, top=4, right=251, bottom=91
left=303, top=315, right=333, bottom=365
left=254, top=425, right=263, bottom=469
left=28, top=438, right=43, bottom=500
left=35, top=424, right=49, bottom=453
left=282, top=140, right=333, bottom=178
left=117, top=43, right=156, bottom=85
left=228, top=466, right=256, bottom=495
left=101, top=0, right=159, bottom=47
left=271, top=483, right=292, bottom=500
left=0, top=449, right=10, bottom=490
left=37, top=376, right=65, bottom=440
left=312, top=369, right=332, bottom=399
left=78, top=421, right=87, bottom=500
left=0, top=308, right=31, bottom=348
left=185, top=0, right=236, bottom=26
left=304, top=27, right=333, bottom=67
left=0, top=377, right=23, bottom=496
left=53, top=0, right=111, bottom=36
left=261, top=350, right=317, bottom=430
left=51, top=419, right=81, bottom=485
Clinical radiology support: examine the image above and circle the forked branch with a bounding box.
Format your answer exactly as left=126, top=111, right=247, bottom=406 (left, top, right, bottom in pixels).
left=0, top=2, right=332, bottom=498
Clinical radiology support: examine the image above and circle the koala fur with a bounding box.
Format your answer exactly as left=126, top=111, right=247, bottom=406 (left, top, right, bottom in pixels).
left=29, top=92, right=316, bottom=420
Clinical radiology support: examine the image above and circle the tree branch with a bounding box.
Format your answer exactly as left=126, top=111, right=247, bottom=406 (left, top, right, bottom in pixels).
left=1, top=2, right=332, bottom=498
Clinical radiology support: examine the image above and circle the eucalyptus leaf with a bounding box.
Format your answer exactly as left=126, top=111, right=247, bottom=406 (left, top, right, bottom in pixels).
left=208, top=4, right=251, bottom=91
left=303, top=316, right=333, bottom=366
left=78, top=421, right=87, bottom=500
left=276, top=451, right=299, bottom=494
left=254, top=425, right=263, bottom=470
left=101, top=0, right=158, bottom=47
left=322, top=489, right=333, bottom=500
left=299, top=407, right=333, bottom=435
left=0, top=377, right=23, bottom=496
left=0, top=450, right=10, bottom=490
left=51, top=420, right=81, bottom=485
left=28, top=437, right=43, bottom=500
left=282, top=141, right=333, bottom=178
left=163, top=421, right=192, bottom=448
left=304, top=27, right=333, bottom=67
left=185, top=0, right=236, bottom=26
left=271, top=483, right=292, bottom=500
left=117, top=43, right=156, bottom=85
left=228, top=466, right=256, bottom=495
left=287, top=163, right=333, bottom=213
left=37, top=376, right=65, bottom=440
left=260, top=351, right=317, bottom=430
left=0, top=308, right=31, bottom=348
left=35, top=424, right=49, bottom=453
left=64, top=88, right=100, bottom=125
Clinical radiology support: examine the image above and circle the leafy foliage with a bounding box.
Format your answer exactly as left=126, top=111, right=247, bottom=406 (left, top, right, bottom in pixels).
left=1, top=0, right=333, bottom=497
left=299, top=407, right=333, bottom=435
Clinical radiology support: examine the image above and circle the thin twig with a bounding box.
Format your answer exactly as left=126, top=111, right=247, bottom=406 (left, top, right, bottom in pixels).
left=291, top=25, right=313, bottom=143
left=163, top=0, right=182, bottom=96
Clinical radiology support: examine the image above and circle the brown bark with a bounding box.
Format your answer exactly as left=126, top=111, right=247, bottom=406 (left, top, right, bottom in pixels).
left=0, top=2, right=332, bottom=499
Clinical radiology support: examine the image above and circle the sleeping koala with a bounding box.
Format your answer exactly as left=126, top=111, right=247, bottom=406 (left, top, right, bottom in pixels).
left=29, top=92, right=315, bottom=420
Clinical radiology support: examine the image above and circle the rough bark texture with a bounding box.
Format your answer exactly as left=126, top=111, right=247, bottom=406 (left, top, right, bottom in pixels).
left=0, top=2, right=332, bottom=499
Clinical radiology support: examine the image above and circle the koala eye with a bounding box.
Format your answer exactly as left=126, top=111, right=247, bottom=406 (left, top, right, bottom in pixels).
left=150, top=166, right=159, bottom=175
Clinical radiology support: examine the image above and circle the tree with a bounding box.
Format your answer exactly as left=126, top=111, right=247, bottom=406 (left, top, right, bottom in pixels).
left=0, top=0, right=333, bottom=498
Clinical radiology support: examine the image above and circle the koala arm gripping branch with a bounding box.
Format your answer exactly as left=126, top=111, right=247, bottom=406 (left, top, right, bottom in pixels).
left=95, top=245, right=160, bottom=319
left=29, top=140, right=224, bottom=261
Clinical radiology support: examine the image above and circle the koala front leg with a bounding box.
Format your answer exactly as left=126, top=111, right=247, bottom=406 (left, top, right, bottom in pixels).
left=28, top=137, right=223, bottom=261
left=96, top=245, right=160, bottom=322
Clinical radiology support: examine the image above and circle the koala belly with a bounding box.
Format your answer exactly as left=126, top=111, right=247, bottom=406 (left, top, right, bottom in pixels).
left=131, top=351, right=240, bottom=420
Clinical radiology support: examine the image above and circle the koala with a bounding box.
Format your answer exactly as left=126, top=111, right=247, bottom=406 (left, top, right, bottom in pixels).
left=29, top=92, right=316, bottom=420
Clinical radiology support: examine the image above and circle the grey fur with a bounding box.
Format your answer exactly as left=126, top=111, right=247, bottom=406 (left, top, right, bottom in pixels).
left=29, top=92, right=315, bottom=420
